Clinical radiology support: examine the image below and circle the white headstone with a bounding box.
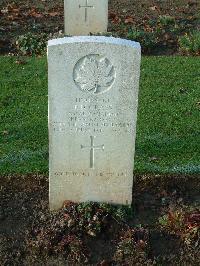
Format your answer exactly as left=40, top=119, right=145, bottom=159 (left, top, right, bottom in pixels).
left=64, top=0, right=108, bottom=35
left=48, top=36, right=141, bottom=210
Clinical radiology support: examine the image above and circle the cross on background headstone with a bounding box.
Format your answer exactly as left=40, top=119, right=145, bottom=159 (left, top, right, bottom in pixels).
left=64, top=0, right=108, bottom=36
left=79, top=0, right=94, bottom=22
left=81, top=136, right=104, bottom=169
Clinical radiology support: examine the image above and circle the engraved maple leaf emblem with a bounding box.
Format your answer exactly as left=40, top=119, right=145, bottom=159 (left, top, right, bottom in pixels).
left=74, top=55, right=115, bottom=94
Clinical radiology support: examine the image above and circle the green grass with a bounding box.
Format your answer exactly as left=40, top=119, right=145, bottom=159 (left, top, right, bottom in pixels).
left=0, top=56, right=199, bottom=175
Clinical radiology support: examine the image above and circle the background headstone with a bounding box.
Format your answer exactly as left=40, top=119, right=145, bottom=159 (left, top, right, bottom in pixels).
left=64, top=0, right=108, bottom=35
left=48, top=36, right=141, bottom=210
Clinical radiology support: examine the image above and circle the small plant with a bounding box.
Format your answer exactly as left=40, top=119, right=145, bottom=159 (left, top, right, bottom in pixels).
left=159, top=206, right=200, bottom=247
left=179, top=31, right=200, bottom=55
left=27, top=201, right=134, bottom=263
left=159, top=15, right=175, bottom=27
left=127, top=28, right=157, bottom=52
left=114, top=228, right=150, bottom=264
left=75, top=202, right=133, bottom=236
left=159, top=209, right=185, bottom=234
left=57, top=235, right=89, bottom=263
left=16, top=32, right=48, bottom=55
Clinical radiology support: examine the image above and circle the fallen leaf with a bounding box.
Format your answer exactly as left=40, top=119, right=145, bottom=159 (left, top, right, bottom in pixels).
left=149, top=156, right=160, bottom=161
left=179, top=88, right=188, bottom=94
left=11, top=8, right=20, bottom=13
left=112, top=16, right=121, bottom=24
left=2, top=130, right=9, bottom=135
left=15, top=59, right=27, bottom=65
left=124, top=16, right=134, bottom=24
left=163, top=33, right=171, bottom=41
left=149, top=6, right=157, bottom=11
left=48, top=12, right=59, bottom=17
left=29, top=8, right=43, bottom=18
left=32, top=12, right=43, bottom=18
left=108, top=11, right=121, bottom=24
left=63, top=200, right=73, bottom=208
left=87, top=230, right=96, bottom=236
left=1, top=8, right=8, bottom=14
left=97, top=260, right=110, bottom=266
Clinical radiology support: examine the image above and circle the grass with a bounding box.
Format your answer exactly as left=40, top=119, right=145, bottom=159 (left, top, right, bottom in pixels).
left=0, top=56, right=199, bottom=175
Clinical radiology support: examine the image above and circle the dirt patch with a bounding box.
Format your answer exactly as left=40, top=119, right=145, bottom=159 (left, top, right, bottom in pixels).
left=0, top=173, right=199, bottom=264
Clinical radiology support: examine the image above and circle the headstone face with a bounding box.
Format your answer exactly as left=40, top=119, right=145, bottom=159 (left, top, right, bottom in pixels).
left=64, top=0, right=108, bottom=35
left=48, top=36, right=141, bottom=210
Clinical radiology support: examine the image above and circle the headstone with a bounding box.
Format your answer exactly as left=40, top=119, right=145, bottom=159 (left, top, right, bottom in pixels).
left=48, top=36, right=141, bottom=210
left=64, top=0, right=108, bottom=35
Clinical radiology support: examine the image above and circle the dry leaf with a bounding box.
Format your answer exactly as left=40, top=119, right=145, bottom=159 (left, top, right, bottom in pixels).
left=15, top=59, right=27, bottom=65
left=149, top=6, right=157, bottom=11
left=2, top=131, right=9, bottom=135
left=48, top=12, right=59, bottom=17
left=124, top=16, right=134, bottom=24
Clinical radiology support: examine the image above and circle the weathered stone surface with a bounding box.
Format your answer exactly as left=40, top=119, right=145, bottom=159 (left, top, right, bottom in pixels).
left=64, top=0, right=108, bottom=35
left=48, top=36, right=141, bottom=210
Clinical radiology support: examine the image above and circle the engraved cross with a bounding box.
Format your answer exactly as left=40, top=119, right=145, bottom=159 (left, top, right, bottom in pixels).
left=79, top=0, right=94, bottom=22
left=81, top=136, right=104, bottom=169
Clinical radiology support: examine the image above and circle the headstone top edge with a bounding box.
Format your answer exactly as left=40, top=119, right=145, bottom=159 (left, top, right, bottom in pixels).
left=48, top=36, right=141, bottom=49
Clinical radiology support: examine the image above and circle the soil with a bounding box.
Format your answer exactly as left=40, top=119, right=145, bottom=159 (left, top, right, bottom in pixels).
left=0, top=173, right=199, bottom=265
left=0, top=0, right=200, bottom=55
